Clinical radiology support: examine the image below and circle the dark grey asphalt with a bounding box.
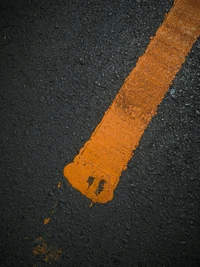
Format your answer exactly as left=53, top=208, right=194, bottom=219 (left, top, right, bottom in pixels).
left=1, top=0, right=200, bottom=266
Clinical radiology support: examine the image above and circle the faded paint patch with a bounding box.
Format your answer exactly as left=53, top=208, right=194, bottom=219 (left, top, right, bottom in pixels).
left=33, top=237, right=62, bottom=264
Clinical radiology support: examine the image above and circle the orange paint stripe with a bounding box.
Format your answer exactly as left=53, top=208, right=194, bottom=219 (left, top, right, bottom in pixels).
left=64, top=0, right=200, bottom=203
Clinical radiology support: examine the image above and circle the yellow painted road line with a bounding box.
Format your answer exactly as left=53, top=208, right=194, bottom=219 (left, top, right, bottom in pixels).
left=64, top=0, right=200, bottom=203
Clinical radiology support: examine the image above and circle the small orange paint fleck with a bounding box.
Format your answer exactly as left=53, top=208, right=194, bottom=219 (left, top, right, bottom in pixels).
left=89, top=203, right=93, bottom=208
left=57, top=182, right=61, bottom=188
left=63, top=0, right=200, bottom=203
left=52, top=210, right=54, bottom=214
left=44, top=218, right=50, bottom=225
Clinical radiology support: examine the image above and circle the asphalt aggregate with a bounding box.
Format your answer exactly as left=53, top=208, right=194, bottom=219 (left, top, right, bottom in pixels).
left=1, top=0, right=200, bottom=266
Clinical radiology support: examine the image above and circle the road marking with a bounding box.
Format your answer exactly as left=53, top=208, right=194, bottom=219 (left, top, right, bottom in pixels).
left=64, top=0, right=200, bottom=203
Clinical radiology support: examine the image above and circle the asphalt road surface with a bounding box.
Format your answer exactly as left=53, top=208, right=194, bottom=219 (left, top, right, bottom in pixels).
left=1, top=0, right=200, bottom=266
